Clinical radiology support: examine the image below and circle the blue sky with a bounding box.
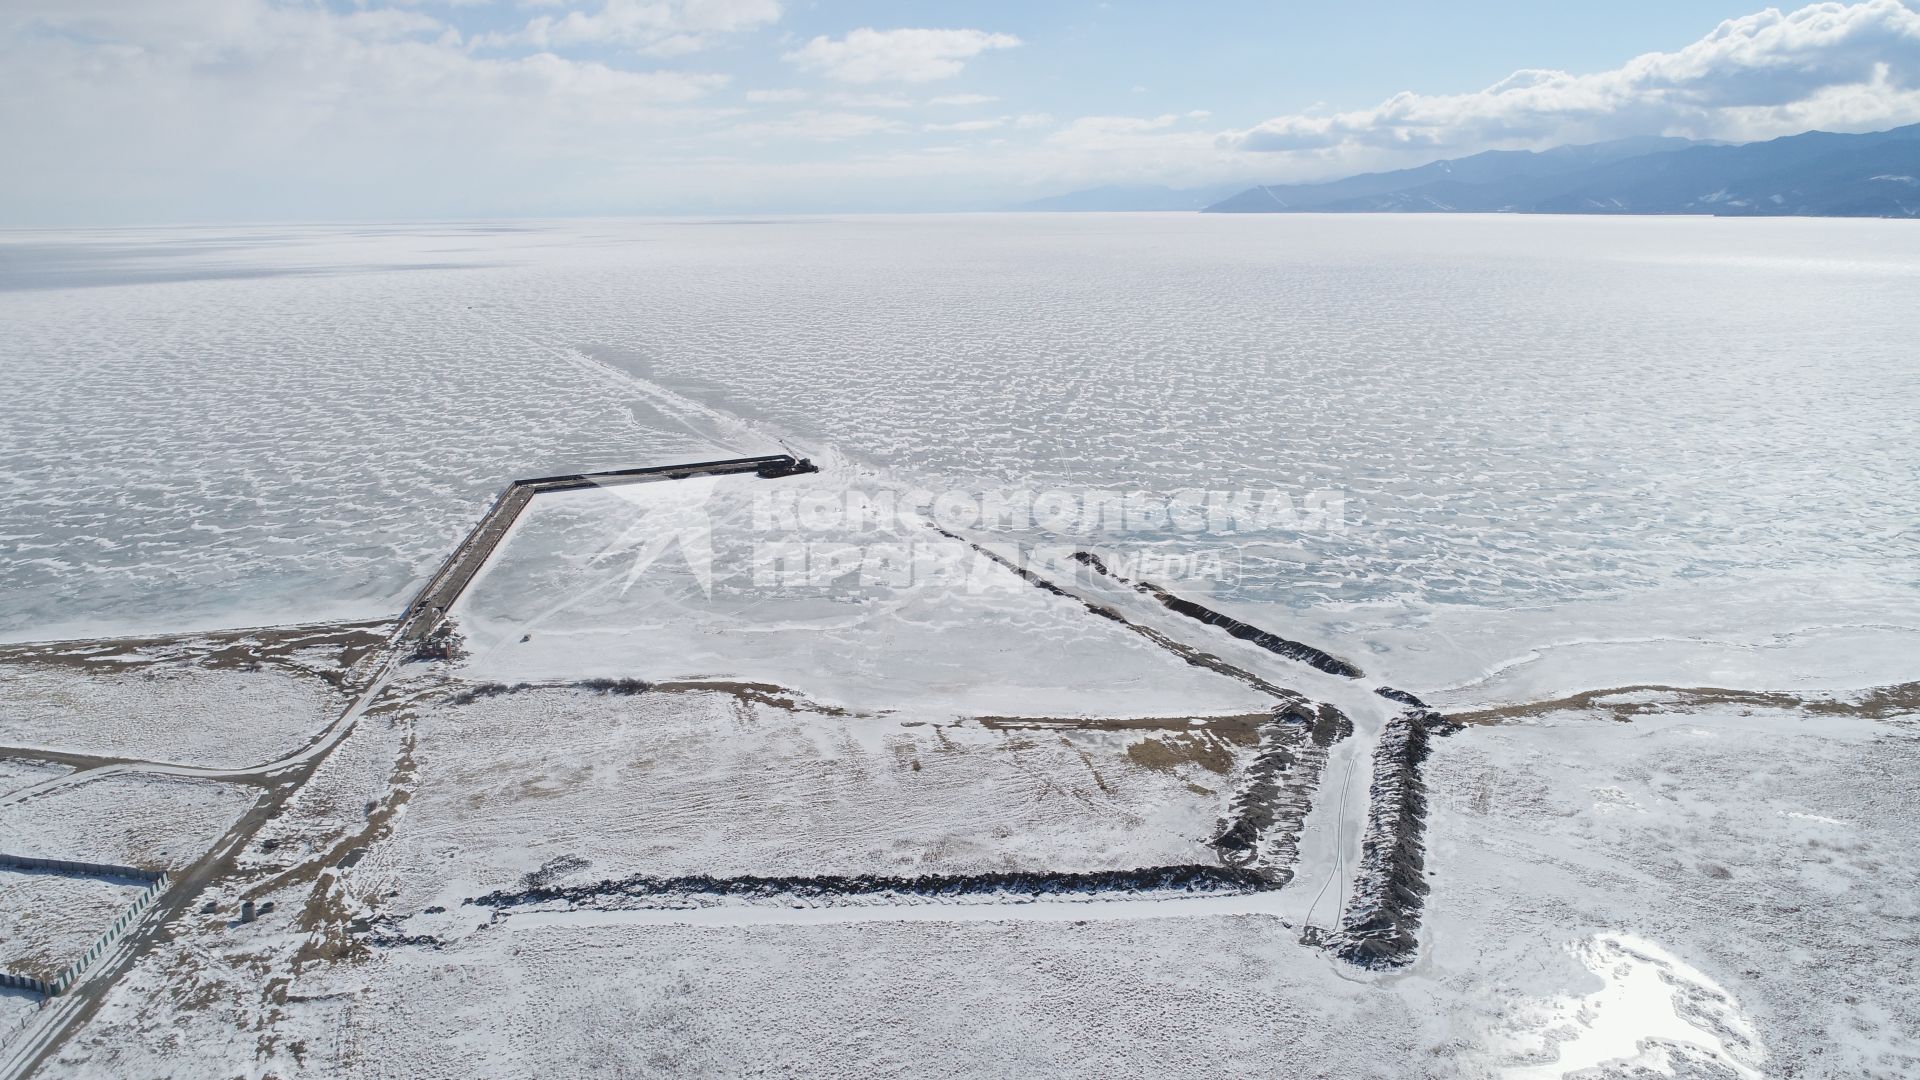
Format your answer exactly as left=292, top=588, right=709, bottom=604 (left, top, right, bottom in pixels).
left=765, top=2, right=1752, bottom=129
left=3, top=0, right=1919, bottom=222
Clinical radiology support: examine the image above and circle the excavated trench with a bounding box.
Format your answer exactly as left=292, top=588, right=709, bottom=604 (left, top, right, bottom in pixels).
left=1069, top=552, right=1365, bottom=678
left=1329, top=703, right=1458, bottom=969
left=1211, top=702, right=1353, bottom=886
left=464, top=864, right=1276, bottom=913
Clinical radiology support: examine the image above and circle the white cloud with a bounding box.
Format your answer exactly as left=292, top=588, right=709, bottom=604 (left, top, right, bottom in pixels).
left=1711, top=60, right=1920, bottom=138
left=637, top=32, right=711, bottom=57
left=340, top=9, right=449, bottom=40
left=1040, top=113, right=1219, bottom=161
left=0, top=0, right=738, bottom=221
left=924, top=118, right=1005, bottom=132
left=1225, top=0, right=1920, bottom=154
left=483, top=0, right=781, bottom=53
left=745, top=88, right=809, bottom=103
left=784, top=27, right=1020, bottom=84
left=928, top=93, right=998, bottom=106
left=721, top=111, right=909, bottom=141
left=1060, top=114, right=1181, bottom=134
left=826, top=91, right=916, bottom=109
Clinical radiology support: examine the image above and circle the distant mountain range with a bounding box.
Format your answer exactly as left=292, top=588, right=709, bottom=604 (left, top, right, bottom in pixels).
left=1018, top=124, right=1920, bottom=217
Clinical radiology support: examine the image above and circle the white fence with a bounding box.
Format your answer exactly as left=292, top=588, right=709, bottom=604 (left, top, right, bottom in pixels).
left=0, top=854, right=170, bottom=997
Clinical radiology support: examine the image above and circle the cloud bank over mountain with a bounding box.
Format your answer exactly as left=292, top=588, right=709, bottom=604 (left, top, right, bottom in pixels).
left=1225, top=1, right=1920, bottom=156
left=2, top=0, right=1919, bottom=220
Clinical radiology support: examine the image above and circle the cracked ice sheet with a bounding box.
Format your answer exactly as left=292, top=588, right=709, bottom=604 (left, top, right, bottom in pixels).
left=449, top=469, right=1275, bottom=720
left=8, top=217, right=1920, bottom=689
left=0, top=223, right=726, bottom=642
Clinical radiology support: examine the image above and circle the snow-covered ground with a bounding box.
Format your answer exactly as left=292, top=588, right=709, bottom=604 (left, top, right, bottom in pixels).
left=354, top=685, right=1247, bottom=915
left=0, top=774, right=256, bottom=871
left=42, top=693, right=1918, bottom=1080
left=0, top=871, right=147, bottom=983
left=0, top=993, right=36, bottom=1044
left=10, top=665, right=1913, bottom=1080
left=0, top=762, right=67, bottom=802
left=0, top=664, right=339, bottom=770
left=1415, top=701, right=1920, bottom=1078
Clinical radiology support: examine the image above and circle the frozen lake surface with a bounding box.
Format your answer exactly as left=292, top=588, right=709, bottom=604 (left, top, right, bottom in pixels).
left=2, top=214, right=1916, bottom=692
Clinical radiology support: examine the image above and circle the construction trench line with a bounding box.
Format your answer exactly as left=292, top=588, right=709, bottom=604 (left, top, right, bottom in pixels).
left=471, top=340, right=1443, bottom=956
left=2, top=449, right=1451, bottom=1077
left=0, top=454, right=820, bottom=1079
left=0, top=455, right=818, bottom=813
left=930, top=526, right=1444, bottom=963
left=538, top=341, right=1435, bottom=955
left=438, top=515, right=1441, bottom=964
